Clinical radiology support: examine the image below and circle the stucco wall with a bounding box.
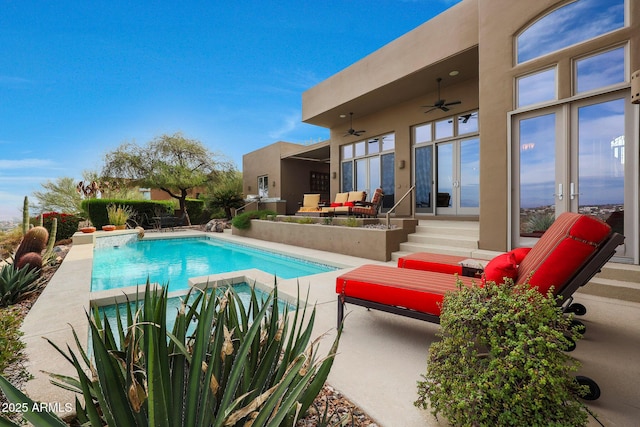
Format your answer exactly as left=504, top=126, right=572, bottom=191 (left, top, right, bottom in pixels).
left=232, top=220, right=411, bottom=261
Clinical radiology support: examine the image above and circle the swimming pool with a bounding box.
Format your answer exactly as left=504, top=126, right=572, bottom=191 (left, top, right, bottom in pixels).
left=97, top=283, right=283, bottom=335
left=91, top=236, right=336, bottom=292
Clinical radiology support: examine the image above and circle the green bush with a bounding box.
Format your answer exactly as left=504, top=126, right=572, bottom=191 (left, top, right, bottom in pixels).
left=0, top=282, right=341, bottom=427
left=0, top=307, right=26, bottom=375
left=231, top=210, right=278, bottom=230
left=0, top=264, right=42, bottom=308
left=415, top=279, right=588, bottom=426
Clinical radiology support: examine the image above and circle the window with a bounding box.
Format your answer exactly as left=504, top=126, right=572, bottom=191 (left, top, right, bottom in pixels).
left=415, top=123, right=432, bottom=144
left=435, top=119, right=453, bottom=140
left=341, top=144, right=353, bottom=159
left=257, top=175, right=268, bottom=197
left=575, top=46, right=626, bottom=94
left=458, top=111, right=479, bottom=135
left=341, top=133, right=395, bottom=208
left=516, top=0, right=625, bottom=64
left=517, top=68, right=556, bottom=108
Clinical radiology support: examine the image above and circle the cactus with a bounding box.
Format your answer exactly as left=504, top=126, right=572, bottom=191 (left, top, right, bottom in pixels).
left=22, top=196, right=29, bottom=235
left=16, top=252, right=43, bottom=275
left=43, top=217, right=58, bottom=264
left=13, top=226, right=49, bottom=267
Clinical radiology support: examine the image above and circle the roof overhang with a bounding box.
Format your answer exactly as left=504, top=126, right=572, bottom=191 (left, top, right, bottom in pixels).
left=281, top=139, right=331, bottom=163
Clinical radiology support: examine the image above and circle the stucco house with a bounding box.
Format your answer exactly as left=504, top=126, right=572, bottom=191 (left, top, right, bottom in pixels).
left=243, top=0, right=639, bottom=265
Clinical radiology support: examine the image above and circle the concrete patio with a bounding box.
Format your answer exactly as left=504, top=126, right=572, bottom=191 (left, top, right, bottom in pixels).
left=19, top=229, right=640, bottom=426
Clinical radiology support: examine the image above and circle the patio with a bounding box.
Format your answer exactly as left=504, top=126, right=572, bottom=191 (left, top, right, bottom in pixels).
left=19, top=229, right=640, bottom=426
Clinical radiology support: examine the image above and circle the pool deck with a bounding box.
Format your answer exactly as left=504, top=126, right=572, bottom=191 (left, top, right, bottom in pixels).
left=20, top=229, right=640, bottom=426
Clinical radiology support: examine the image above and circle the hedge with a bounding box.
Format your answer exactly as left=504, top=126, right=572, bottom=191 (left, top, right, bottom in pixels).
left=81, top=198, right=207, bottom=228
left=81, top=199, right=174, bottom=228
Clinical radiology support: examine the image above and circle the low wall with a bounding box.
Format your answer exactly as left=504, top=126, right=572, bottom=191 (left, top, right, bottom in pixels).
left=232, top=220, right=413, bottom=261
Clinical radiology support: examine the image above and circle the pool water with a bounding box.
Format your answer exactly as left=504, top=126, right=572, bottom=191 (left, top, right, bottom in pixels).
left=95, top=283, right=291, bottom=347
left=92, top=236, right=335, bottom=292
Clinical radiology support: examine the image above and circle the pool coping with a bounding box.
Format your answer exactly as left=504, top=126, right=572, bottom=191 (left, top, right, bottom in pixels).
left=19, top=228, right=377, bottom=419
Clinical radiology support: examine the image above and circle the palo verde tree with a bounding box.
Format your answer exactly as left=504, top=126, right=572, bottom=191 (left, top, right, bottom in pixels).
left=32, top=177, right=84, bottom=215
left=101, top=132, right=234, bottom=224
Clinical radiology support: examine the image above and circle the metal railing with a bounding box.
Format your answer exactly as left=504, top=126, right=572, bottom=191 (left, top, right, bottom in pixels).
left=235, top=197, right=261, bottom=216
left=385, top=184, right=415, bottom=228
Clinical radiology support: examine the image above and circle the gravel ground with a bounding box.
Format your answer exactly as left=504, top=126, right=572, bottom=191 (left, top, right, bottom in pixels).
left=1, top=236, right=379, bottom=426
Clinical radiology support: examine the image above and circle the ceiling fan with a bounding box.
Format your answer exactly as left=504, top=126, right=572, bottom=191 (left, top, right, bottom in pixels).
left=422, top=77, right=461, bottom=113
left=344, top=112, right=365, bottom=137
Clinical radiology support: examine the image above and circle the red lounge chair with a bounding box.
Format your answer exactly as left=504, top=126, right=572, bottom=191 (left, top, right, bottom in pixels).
left=337, top=212, right=624, bottom=327
left=398, top=252, right=469, bottom=275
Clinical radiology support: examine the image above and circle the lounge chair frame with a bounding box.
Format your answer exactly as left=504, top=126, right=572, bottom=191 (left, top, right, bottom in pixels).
left=337, top=231, right=624, bottom=328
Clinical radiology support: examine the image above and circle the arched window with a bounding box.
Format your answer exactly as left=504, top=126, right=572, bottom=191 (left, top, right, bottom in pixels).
left=516, top=0, right=625, bottom=64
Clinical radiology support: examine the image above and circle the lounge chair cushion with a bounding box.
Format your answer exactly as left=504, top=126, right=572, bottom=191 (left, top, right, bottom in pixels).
left=301, top=194, right=320, bottom=208
left=397, top=252, right=465, bottom=275
left=336, top=265, right=477, bottom=316
left=483, top=252, right=517, bottom=284
left=335, top=192, right=349, bottom=204
left=515, top=212, right=611, bottom=294
left=347, top=191, right=365, bottom=202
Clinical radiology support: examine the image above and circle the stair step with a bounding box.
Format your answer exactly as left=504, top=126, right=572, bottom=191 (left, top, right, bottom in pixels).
left=579, top=277, right=640, bottom=303
left=416, top=224, right=479, bottom=237
left=398, top=242, right=476, bottom=258
left=407, top=234, right=478, bottom=248
left=596, top=263, right=640, bottom=283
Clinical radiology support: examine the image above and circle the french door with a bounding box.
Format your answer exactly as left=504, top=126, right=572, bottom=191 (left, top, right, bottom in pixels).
left=512, top=91, right=635, bottom=261
left=414, top=138, right=479, bottom=215
left=436, top=138, right=480, bottom=215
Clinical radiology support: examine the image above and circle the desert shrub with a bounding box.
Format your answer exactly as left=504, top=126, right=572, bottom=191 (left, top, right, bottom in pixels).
left=296, top=217, right=315, bottom=224
left=32, top=212, right=82, bottom=241
left=525, top=212, right=555, bottom=233
left=0, top=228, right=22, bottom=260
left=344, top=217, right=359, bottom=227
left=0, top=307, right=26, bottom=374
left=0, top=282, right=341, bottom=426
left=106, top=203, right=135, bottom=226
left=231, top=210, right=278, bottom=229
left=0, top=264, right=42, bottom=308
left=415, top=279, right=588, bottom=427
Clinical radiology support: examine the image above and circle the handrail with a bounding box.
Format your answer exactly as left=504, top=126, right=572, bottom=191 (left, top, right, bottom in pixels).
left=235, top=198, right=260, bottom=216
left=385, top=184, right=415, bottom=228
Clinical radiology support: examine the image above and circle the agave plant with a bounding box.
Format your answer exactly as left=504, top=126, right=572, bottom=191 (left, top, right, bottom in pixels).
left=0, top=263, right=42, bottom=307
left=0, top=281, right=341, bottom=426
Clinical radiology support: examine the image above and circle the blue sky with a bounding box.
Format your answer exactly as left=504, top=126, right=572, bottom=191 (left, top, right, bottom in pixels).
left=0, top=0, right=461, bottom=220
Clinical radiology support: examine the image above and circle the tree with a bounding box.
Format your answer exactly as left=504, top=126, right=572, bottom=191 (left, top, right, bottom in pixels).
left=32, top=177, right=84, bottom=215
left=101, top=132, right=234, bottom=224
left=207, top=170, right=244, bottom=219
